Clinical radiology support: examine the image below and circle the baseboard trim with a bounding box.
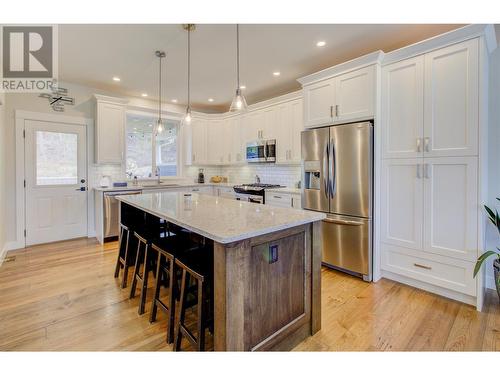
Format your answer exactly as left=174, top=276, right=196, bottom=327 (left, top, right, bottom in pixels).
left=486, top=274, right=497, bottom=291
left=382, top=270, right=477, bottom=307
left=0, top=244, right=6, bottom=266
left=4, top=240, right=25, bottom=252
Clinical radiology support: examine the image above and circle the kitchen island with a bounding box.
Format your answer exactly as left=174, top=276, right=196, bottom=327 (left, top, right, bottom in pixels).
left=117, top=191, right=325, bottom=351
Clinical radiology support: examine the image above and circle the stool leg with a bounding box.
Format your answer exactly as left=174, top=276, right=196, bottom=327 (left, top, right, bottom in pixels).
left=121, top=230, right=131, bottom=289
left=166, top=256, right=176, bottom=344
left=114, top=226, right=124, bottom=278
left=149, top=252, right=163, bottom=323
left=174, top=269, right=188, bottom=351
left=129, top=240, right=142, bottom=299
left=197, top=279, right=205, bottom=351
left=138, top=244, right=151, bottom=315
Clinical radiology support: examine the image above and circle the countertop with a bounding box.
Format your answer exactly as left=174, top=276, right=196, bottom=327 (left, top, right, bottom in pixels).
left=93, top=182, right=237, bottom=192
left=116, top=192, right=325, bottom=244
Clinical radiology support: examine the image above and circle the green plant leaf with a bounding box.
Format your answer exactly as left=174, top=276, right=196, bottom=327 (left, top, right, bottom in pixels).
left=473, top=250, right=499, bottom=277
left=484, top=205, right=496, bottom=226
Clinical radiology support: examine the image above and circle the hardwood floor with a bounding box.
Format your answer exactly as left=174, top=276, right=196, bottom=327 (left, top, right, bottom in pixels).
left=0, top=238, right=498, bottom=351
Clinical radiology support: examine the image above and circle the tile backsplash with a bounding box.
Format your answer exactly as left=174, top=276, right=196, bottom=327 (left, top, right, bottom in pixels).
left=90, top=163, right=301, bottom=188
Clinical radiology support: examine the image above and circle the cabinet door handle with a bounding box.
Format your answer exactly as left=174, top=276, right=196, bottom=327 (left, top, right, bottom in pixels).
left=273, top=195, right=282, bottom=199
left=424, top=163, right=431, bottom=179
left=414, top=263, right=432, bottom=270
left=416, top=164, right=421, bottom=179
left=424, top=137, right=430, bottom=152
left=330, top=105, right=333, bottom=118
left=416, top=138, right=422, bottom=152
left=335, top=104, right=339, bottom=117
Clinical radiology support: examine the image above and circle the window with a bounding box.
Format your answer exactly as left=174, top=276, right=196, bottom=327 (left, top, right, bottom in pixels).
left=125, top=113, right=179, bottom=178
left=36, top=131, right=78, bottom=185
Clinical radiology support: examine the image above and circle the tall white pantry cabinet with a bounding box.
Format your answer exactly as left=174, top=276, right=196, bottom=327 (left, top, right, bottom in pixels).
left=380, top=35, right=492, bottom=309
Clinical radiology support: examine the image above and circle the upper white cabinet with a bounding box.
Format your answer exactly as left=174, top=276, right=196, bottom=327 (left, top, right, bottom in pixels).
left=191, top=118, right=208, bottom=165
left=382, top=39, right=479, bottom=159
left=302, top=65, right=376, bottom=128
left=275, top=98, right=303, bottom=164
left=334, top=65, right=375, bottom=123
left=94, top=95, right=127, bottom=164
left=424, top=39, right=479, bottom=157
left=303, top=78, right=336, bottom=128
left=382, top=56, right=424, bottom=159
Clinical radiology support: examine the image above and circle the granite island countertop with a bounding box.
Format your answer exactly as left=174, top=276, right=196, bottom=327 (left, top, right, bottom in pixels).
left=93, top=182, right=238, bottom=192
left=116, top=191, right=325, bottom=244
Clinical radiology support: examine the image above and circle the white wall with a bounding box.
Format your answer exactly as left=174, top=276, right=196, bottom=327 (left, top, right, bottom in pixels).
left=485, top=45, right=500, bottom=289
left=0, top=92, right=6, bottom=261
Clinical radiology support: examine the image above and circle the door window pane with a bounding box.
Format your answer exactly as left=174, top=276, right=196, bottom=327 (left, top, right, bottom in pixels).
left=126, top=114, right=178, bottom=178
left=36, top=131, right=78, bottom=185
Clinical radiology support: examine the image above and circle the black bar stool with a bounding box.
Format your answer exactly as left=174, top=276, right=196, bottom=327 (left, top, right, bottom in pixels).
left=173, top=250, right=214, bottom=351
left=113, top=223, right=137, bottom=288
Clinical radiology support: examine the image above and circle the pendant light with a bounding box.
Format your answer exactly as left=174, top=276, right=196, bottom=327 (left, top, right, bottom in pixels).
left=229, top=24, right=247, bottom=112
left=183, top=24, right=195, bottom=124
left=155, top=50, right=166, bottom=134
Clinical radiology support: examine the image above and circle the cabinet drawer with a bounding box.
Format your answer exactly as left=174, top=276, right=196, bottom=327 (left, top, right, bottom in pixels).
left=266, top=192, right=292, bottom=207
left=382, top=244, right=476, bottom=296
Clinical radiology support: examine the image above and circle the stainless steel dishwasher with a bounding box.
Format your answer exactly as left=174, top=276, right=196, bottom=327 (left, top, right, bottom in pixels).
left=103, top=190, right=142, bottom=240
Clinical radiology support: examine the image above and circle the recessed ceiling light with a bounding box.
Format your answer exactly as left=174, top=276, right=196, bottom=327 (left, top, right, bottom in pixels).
left=148, top=124, right=152, bottom=127
left=113, top=77, right=121, bottom=82
left=316, top=41, right=326, bottom=47
left=240, top=85, right=246, bottom=89
left=141, top=93, right=148, bottom=97
left=171, top=99, right=178, bottom=103
left=273, top=71, right=281, bottom=76
left=208, top=98, right=214, bottom=102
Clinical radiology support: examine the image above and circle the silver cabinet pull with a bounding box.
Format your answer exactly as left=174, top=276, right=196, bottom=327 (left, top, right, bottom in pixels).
left=324, top=217, right=363, bottom=226
left=414, top=263, right=432, bottom=270
left=416, top=164, right=422, bottom=179
left=424, top=137, right=430, bottom=152
left=330, top=105, right=333, bottom=118
left=273, top=195, right=282, bottom=199
left=424, top=163, right=431, bottom=179
left=416, top=138, right=422, bottom=152
left=335, top=104, right=339, bottom=117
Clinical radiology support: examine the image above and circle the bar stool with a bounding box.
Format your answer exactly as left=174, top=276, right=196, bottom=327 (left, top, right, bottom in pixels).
left=113, top=223, right=136, bottom=288
left=149, top=239, right=180, bottom=343
left=173, top=250, right=214, bottom=351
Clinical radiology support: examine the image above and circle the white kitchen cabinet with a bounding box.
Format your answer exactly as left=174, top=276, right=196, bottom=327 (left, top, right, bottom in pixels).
left=215, top=186, right=236, bottom=199
left=275, top=99, right=303, bottom=164
left=265, top=191, right=302, bottom=209
left=94, top=97, right=127, bottom=164
left=185, top=186, right=214, bottom=195
left=423, top=157, right=478, bottom=261
left=302, top=65, right=376, bottom=128
left=206, top=120, right=223, bottom=165
left=242, top=110, right=264, bottom=142
left=424, top=39, right=479, bottom=157
left=334, top=65, right=375, bottom=123
left=303, top=78, right=336, bottom=128
left=191, top=118, right=208, bottom=165
left=229, top=116, right=244, bottom=164
left=380, top=158, right=424, bottom=252
left=382, top=56, right=424, bottom=159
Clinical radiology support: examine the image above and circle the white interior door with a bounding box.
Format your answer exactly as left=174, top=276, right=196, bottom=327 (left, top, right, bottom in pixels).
left=25, top=120, right=88, bottom=246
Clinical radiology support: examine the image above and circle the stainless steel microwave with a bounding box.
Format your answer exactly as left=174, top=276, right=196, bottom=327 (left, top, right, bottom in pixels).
left=246, top=139, right=276, bottom=163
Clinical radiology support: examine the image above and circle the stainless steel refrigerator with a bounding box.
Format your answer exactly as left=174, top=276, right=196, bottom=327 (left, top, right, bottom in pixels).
left=301, top=122, right=373, bottom=281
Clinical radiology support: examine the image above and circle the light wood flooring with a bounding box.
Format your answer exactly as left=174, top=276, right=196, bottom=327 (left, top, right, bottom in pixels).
left=0, top=238, right=498, bottom=351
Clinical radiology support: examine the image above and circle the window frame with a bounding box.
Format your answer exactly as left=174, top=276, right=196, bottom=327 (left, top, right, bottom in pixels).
left=124, top=109, right=182, bottom=179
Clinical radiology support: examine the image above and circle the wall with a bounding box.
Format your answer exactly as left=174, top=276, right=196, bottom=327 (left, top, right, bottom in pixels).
left=0, top=93, right=6, bottom=261
left=485, top=45, right=500, bottom=289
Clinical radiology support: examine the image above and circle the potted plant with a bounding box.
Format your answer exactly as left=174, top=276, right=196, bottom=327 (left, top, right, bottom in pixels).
left=473, top=198, right=500, bottom=300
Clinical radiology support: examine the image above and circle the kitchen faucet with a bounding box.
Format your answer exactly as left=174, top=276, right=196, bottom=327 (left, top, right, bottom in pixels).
left=255, top=175, right=261, bottom=184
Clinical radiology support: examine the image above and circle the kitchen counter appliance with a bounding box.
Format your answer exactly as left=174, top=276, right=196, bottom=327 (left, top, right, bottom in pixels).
left=233, top=183, right=283, bottom=204
left=301, top=121, right=373, bottom=281
left=103, top=190, right=142, bottom=240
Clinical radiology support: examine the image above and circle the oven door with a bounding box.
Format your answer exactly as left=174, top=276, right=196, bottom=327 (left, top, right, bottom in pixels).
left=246, top=141, right=266, bottom=163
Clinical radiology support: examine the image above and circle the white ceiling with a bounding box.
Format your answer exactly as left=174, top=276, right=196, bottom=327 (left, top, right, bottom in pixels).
left=59, top=24, right=464, bottom=112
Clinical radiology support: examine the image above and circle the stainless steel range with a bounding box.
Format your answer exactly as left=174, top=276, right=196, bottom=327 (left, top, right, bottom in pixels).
left=233, top=183, right=284, bottom=204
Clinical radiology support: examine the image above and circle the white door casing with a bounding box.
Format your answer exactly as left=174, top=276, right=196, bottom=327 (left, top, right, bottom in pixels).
left=24, top=120, right=88, bottom=246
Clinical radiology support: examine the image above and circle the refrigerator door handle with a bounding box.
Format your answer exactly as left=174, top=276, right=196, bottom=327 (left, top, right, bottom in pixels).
left=329, top=138, right=336, bottom=198
left=323, top=140, right=330, bottom=198
left=324, top=217, right=364, bottom=226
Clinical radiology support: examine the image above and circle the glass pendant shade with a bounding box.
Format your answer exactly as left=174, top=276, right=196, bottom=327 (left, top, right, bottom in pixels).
left=229, top=87, right=248, bottom=112
left=184, top=106, right=192, bottom=124
left=156, top=118, right=164, bottom=134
